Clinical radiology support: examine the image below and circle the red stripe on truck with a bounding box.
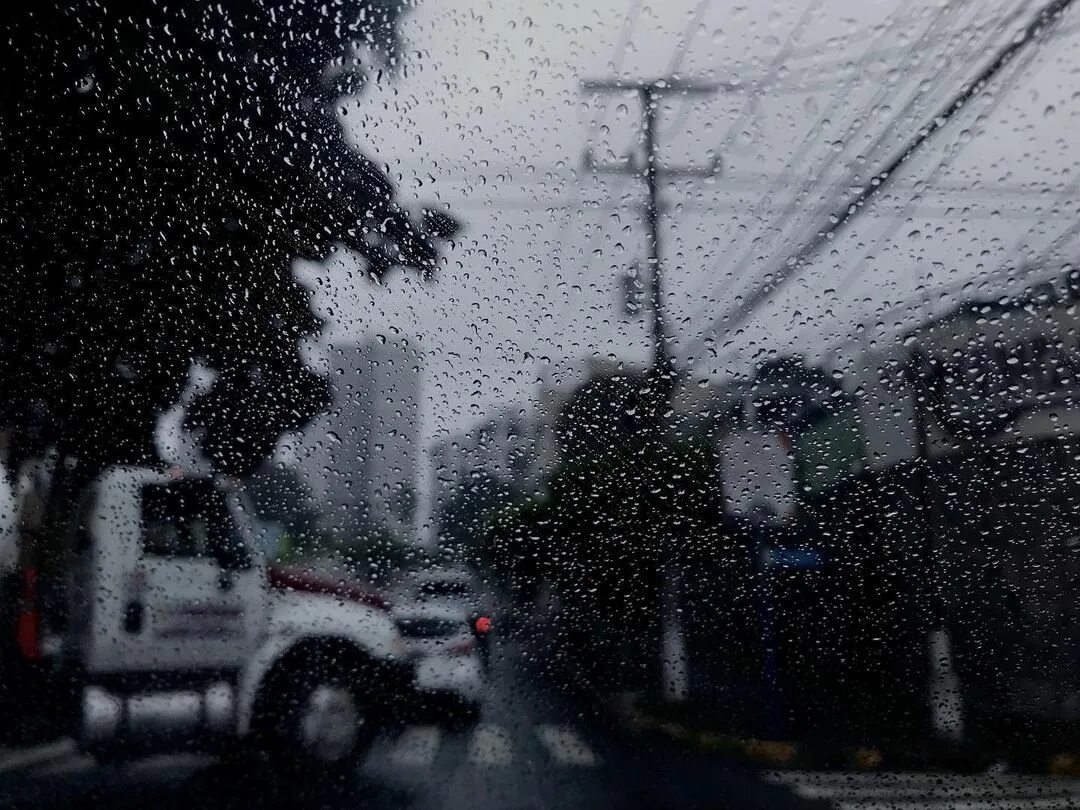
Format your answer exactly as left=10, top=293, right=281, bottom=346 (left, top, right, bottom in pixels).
left=267, top=565, right=387, bottom=611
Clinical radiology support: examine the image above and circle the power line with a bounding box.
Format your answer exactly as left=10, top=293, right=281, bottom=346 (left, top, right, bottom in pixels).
left=666, top=0, right=714, bottom=75
left=778, top=157, right=1080, bottom=360
left=795, top=27, right=1054, bottom=357
left=827, top=19, right=1049, bottom=299
left=590, top=0, right=646, bottom=144
left=707, top=6, right=1073, bottom=95
left=688, top=0, right=1076, bottom=358
left=684, top=0, right=970, bottom=336
left=401, top=162, right=1075, bottom=201
left=665, top=0, right=824, bottom=141
left=660, top=2, right=1010, bottom=138
left=611, top=0, right=644, bottom=76
left=423, top=196, right=1064, bottom=219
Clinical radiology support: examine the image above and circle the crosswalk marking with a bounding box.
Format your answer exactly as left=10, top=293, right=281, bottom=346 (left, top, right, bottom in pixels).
left=388, top=725, right=442, bottom=768
left=0, top=739, right=77, bottom=774
left=0, top=722, right=602, bottom=780
left=535, top=725, right=598, bottom=766
left=32, top=754, right=96, bottom=778
left=467, top=724, right=513, bottom=766
left=838, top=799, right=1080, bottom=810
left=768, top=769, right=1080, bottom=810
left=767, top=770, right=1080, bottom=787
left=798, top=783, right=1077, bottom=801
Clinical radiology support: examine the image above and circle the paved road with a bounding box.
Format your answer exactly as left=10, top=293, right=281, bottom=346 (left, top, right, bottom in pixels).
left=765, top=768, right=1080, bottom=810
left=29, top=638, right=1080, bottom=810
left=0, top=643, right=809, bottom=810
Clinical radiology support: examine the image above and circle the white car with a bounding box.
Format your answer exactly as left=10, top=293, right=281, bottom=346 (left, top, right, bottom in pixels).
left=392, top=602, right=483, bottom=720
left=411, top=568, right=477, bottom=605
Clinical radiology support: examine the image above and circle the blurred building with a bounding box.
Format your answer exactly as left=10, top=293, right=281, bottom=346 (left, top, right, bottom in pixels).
left=780, top=270, right=1080, bottom=733
left=431, top=363, right=624, bottom=541
left=305, top=334, right=422, bottom=541
left=430, top=405, right=556, bottom=520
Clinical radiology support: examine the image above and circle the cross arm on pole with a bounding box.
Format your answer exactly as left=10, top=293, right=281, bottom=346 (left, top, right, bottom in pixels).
left=581, top=77, right=726, bottom=95
left=582, top=148, right=722, bottom=179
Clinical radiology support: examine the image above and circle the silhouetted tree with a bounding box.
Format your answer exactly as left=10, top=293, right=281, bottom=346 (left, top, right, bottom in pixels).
left=0, top=2, right=458, bottom=478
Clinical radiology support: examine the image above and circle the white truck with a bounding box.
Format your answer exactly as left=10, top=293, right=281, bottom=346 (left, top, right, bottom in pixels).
left=7, top=466, right=413, bottom=770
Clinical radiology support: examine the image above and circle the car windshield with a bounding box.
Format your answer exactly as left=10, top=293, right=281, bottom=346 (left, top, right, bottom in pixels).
left=417, top=581, right=471, bottom=598
left=3, top=1, right=1080, bottom=809
left=396, top=617, right=462, bottom=639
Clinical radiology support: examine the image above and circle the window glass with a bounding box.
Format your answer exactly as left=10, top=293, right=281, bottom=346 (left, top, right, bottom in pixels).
left=3, top=1, right=1080, bottom=806
left=141, top=482, right=246, bottom=568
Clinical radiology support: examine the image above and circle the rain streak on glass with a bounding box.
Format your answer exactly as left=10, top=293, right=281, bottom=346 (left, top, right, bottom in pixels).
left=0, top=1, right=1079, bottom=809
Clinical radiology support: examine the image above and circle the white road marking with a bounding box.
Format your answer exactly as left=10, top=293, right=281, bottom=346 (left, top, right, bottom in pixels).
left=837, top=798, right=1080, bottom=810
left=768, top=770, right=1080, bottom=810
left=389, top=725, right=442, bottom=768
left=31, top=754, right=96, bottom=778
left=535, top=725, right=598, bottom=766
left=467, top=724, right=512, bottom=766
left=767, top=771, right=1080, bottom=788
left=765, top=770, right=1080, bottom=785
left=124, top=753, right=213, bottom=777
left=0, top=739, right=77, bottom=775
left=799, top=783, right=1077, bottom=802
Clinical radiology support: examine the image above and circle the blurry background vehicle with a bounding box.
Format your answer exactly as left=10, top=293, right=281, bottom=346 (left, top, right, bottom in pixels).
left=411, top=568, right=476, bottom=605
left=392, top=602, right=484, bottom=723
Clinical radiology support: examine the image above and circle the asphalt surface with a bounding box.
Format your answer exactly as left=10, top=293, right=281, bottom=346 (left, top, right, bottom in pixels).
left=0, top=640, right=812, bottom=810
left=7, top=640, right=1080, bottom=809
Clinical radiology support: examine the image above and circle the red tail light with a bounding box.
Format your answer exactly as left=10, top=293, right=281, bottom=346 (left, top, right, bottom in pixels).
left=16, top=567, right=40, bottom=661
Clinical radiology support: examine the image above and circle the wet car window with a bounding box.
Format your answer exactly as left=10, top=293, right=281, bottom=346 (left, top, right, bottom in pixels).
left=417, top=581, right=472, bottom=599
left=2, top=1, right=1080, bottom=809
left=142, top=483, right=239, bottom=562
left=395, top=618, right=462, bottom=640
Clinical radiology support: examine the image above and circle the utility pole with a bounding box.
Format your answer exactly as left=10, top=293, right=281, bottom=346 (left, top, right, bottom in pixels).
left=906, top=349, right=965, bottom=744
left=581, top=78, right=720, bottom=702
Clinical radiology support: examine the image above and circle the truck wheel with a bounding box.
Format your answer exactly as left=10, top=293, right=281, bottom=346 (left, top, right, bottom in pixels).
left=262, top=660, right=377, bottom=772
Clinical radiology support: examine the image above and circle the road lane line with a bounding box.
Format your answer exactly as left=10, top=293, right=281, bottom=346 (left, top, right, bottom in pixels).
left=125, top=753, right=212, bottom=777
left=535, top=725, right=598, bottom=766
left=467, top=724, right=512, bottom=766
left=837, top=797, right=1080, bottom=810
left=797, top=783, right=1078, bottom=801
left=766, top=770, right=1080, bottom=787
left=0, top=739, right=77, bottom=775
left=388, top=726, right=442, bottom=768
left=769, top=770, right=1080, bottom=809
left=31, top=753, right=96, bottom=778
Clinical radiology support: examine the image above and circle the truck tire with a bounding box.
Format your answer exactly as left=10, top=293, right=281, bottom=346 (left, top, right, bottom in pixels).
left=255, top=648, right=378, bottom=774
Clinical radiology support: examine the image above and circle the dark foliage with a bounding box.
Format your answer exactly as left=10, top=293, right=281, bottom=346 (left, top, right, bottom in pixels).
left=0, top=2, right=457, bottom=474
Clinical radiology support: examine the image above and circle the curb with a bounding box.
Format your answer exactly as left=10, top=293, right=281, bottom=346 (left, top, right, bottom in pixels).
left=605, top=693, right=1080, bottom=776
left=608, top=694, right=814, bottom=767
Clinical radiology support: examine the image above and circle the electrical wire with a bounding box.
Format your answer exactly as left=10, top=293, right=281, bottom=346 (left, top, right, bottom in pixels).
left=588, top=0, right=646, bottom=147
left=688, top=0, right=1077, bottom=366
left=693, top=0, right=824, bottom=147
left=683, top=0, right=972, bottom=352
left=796, top=18, right=1052, bottom=355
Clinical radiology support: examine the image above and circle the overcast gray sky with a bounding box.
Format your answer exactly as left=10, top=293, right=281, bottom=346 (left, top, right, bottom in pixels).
left=300, top=0, right=1080, bottom=445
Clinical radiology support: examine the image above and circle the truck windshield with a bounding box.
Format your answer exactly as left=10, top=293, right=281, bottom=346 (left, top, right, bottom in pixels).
left=142, top=481, right=248, bottom=569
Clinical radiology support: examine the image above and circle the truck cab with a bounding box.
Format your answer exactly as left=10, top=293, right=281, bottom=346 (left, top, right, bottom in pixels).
left=14, top=466, right=413, bottom=768
left=68, top=469, right=266, bottom=693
